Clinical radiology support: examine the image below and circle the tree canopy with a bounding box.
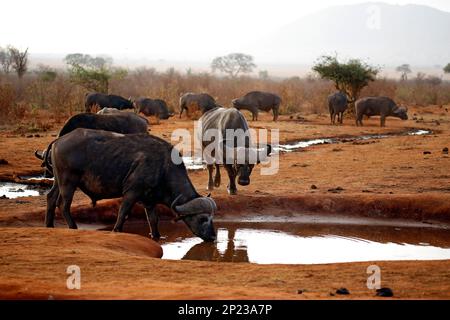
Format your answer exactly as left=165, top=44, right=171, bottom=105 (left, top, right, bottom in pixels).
left=211, top=53, right=256, bottom=78
left=312, top=55, right=379, bottom=105
left=64, top=53, right=125, bottom=93
left=396, top=64, right=412, bottom=81
left=444, top=63, right=450, bottom=74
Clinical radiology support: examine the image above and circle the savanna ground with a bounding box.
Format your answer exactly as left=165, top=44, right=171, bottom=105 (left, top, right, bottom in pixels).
left=1, top=68, right=450, bottom=299
left=1, top=100, right=450, bottom=299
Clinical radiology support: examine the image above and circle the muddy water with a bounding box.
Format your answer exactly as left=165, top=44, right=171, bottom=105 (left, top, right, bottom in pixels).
left=274, top=129, right=431, bottom=153
left=184, top=129, right=431, bottom=168
left=111, top=219, right=450, bottom=264
left=0, top=182, right=48, bottom=199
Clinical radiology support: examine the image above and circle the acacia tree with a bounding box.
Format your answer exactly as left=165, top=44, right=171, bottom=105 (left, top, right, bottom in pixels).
left=444, top=63, right=450, bottom=74
left=8, top=47, right=28, bottom=78
left=312, top=55, right=379, bottom=114
left=211, top=53, right=256, bottom=78
left=396, top=64, right=412, bottom=81
left=64, top=53, right=125, bottom=93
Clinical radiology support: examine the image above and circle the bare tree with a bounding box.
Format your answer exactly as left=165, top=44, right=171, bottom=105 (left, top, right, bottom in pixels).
left=0, top=47, right=13, bottom=74
left=8, top=47, right=29, bottom=78
left=211, top=53, right=256, bottom=78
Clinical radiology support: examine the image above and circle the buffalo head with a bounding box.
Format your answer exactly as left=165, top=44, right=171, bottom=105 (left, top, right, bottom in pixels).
left=171, top=195, right=217, bottom=242
left=226, top=144, right=272, bottom=188
left=394, top=106, right=408, bottom=120
left=231, top=98, right=243, bottom=109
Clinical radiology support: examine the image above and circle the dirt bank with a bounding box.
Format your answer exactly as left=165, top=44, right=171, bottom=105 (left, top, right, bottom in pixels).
left=1, top=227, right=449, bottom=300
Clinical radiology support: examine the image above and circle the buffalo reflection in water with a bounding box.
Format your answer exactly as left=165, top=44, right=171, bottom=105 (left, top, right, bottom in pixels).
left=182, top=228, right=249, bottom=262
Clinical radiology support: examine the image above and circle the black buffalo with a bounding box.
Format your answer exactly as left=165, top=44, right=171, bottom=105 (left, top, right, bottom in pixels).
left=198, top=107, right=271, bottom=195
left=232, top=91, right=281, bottom=121
left=46, top=128, right=217, bottom=241
left=179, top=93, right=217, bottom=118
left=355, top=96, right=408, bottom=127
left=135, top=97, right=174, bottom=122
left=328, top=92, right=348, bottom=125
left=35, top=113, right=149, bottom=177
left=85, top=93, right=134, bottom=112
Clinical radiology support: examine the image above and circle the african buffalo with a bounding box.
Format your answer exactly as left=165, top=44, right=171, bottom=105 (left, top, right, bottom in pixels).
left=355, top=97, right=408, bottom=127
left=198, top=107, right=271, bottom=195
left=46, top=128, right=217, bottom=241
left=328, top=92, right=348, bottom=125
left=179, top=93, right=217, bottom=118
left=35, top=113, right=149, bottom=177
left=135, top=97, right=173, bottom=123
left=85, top=93, right=134, bottom=112
left=232, top=91, right=281, bottom=121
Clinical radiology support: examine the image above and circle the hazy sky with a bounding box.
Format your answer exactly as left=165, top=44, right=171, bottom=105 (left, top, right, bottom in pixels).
left=1, top=0, right=449, bottom=61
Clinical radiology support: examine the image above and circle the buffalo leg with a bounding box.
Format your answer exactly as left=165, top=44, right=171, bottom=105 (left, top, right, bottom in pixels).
left=380, top=115, right=386, bottom=127
left=224, top=164, right=237, bottom=195
left=214, top=163, right=221, bottom=187
left=113, top=193, right=138, bottom=232
left=58, top=183, right=77, bottom=229
left=45, top=183, right=60, bottom=228
left=339, top=112, right=344, bottom=124
left=207, top=164, right=214, bottom=191
left=273, top=107, right=279, bottom=121
left=144, top=205, right=160, bottom=240
left=332, top=112, right=337, bottom=125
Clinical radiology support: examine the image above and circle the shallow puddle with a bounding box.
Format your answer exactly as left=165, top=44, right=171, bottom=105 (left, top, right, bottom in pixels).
left=183, top=129, right=431, bottom=167
left=111, top=220, right=450, bottom=264
left=0, top=182, right=48, bottom=199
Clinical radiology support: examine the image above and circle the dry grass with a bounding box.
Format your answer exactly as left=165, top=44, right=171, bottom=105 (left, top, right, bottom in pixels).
left=1, top=69, right=450, bottom=131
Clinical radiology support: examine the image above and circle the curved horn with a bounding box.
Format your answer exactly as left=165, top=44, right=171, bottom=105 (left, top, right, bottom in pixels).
left=170, top=194, right=183, bottom=215
left=175, top=197, right=217, bottom=215
left=34, top=150, right=44, bottom=160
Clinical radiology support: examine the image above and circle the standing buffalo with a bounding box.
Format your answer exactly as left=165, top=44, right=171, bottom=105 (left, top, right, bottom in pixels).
left=85, top=93, right=134, bottom=112
left=328, top=92, right=348, bottom=125
left=355, top=97, right=408, bottom=127
left=198, top=107, right=271, bottom=195
left=179, top=93, right=218, bottom=118
left=45, top=128, right=217, bottom=241
left=135, top=97, right=174, bottom=123
left=232, top=91, right=281, bottom=121
left=35, top=113, right=149, bottom=177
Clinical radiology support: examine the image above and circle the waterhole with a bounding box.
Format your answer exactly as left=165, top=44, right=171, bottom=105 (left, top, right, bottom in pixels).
left=104, top=219, right=450, bottom=264
left=0, top=182, right=48, bottom=199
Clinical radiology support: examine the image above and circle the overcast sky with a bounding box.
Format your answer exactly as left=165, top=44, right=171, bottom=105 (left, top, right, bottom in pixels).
left=1, top=0, right=449, bottom=61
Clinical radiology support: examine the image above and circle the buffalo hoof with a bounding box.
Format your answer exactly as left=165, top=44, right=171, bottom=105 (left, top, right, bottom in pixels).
left=207, top=184, right=214, bottom=191
left=227, top=188, right=237, bottom=195
left=150, top=233, right=161, bottom=241
left=214, top=179, right=221, bottom=188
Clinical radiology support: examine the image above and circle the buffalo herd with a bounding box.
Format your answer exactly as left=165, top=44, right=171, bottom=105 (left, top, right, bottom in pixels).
left=35, top=89, right=409, bottom=241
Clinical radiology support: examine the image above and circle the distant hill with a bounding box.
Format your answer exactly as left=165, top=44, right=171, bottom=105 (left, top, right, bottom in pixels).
left=248, top=2, right=450, bottom=67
